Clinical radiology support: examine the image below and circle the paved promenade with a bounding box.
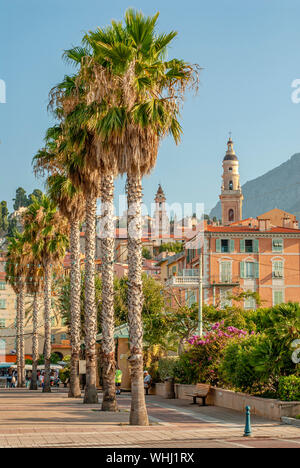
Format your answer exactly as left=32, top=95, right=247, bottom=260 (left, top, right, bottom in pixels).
left=0, top=389, right=299, bottom=448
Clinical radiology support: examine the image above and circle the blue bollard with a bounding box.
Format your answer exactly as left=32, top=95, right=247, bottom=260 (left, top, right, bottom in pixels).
left=244, top=405, right=252, bottom=437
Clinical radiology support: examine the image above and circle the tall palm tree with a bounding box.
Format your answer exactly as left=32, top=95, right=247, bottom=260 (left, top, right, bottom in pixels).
left=47, top=173, right=85, bottom=398
left=5, top=234, right=29, bottom=388
left=81, top=9, right=199, bottom=424
left=98, top=174, right=117, bottom=411
left=24, top=195, right=69, bottom=392
left=26, top=260, right=43, bottom=390
left=34, top=116, right=101, bottom=402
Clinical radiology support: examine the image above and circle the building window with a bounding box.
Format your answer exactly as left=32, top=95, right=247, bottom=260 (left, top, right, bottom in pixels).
left=0, top=282, right=6, bottom=290
left=221, top=239, right=229, bottom=253
left=229, top=181, right=233, bottom=190
left=220, top=289, right=232, bottom=308
left=272, top=238, right=283, bottom=253
left=245, top=240, right=254, bottom=253
left=0, top=300, right=6, bottom=309
left=216, top=239, right=234, bottom=253
left=61, top=333, right=67, bottom=341
left=228, top=209, right=234, bottom=222
left=245, top=262, right=254, bottom=278
left=51, top=334, right=55, bottom=344
left=273, top=261, right=284, bottom=278
left=240, top=261, right=259, bottom=279
left=220, top=262, right=232, bottom=282
left=240, top=239, right=259, bottom=253
left=244, top=294, right=256, bottom=310
left=0, top=319, right=6, bottom=328
left=185, top=291, right=196, bottom=308
left=273, top=290, right=284, bottom=305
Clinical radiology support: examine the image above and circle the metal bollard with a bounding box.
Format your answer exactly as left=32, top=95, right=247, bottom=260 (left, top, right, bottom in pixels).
left=244, top=405, right=252, bottom=437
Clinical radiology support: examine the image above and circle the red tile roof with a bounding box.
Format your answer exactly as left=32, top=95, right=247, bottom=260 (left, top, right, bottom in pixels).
left=205, top=226, right=300, bottom=233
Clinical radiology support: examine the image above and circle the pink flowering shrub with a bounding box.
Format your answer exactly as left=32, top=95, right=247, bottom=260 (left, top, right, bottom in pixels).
left=173, top=322, right=251, bottom=385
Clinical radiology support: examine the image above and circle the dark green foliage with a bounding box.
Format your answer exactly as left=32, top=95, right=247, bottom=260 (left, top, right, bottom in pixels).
left=13, top=187, right=29, bottom=211
left=159, top=241, right=183, bottom=253
left=278, top=375, right=300, bottom=401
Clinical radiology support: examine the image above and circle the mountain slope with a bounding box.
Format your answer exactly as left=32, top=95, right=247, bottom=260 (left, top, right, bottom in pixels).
left=210, top=153, right=300, bottom=220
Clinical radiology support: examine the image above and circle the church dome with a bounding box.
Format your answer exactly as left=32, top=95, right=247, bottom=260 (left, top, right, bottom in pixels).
left=223, top=137, right=238, bottom=161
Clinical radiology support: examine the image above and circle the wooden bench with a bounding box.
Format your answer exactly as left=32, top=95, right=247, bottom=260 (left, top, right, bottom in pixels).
left=186, top=383, right=210, bottom=406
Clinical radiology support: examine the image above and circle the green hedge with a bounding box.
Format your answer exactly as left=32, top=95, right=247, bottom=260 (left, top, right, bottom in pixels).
left=157, top=357, right=179, bottom=381
left=278, top=376, right=300, bottom=401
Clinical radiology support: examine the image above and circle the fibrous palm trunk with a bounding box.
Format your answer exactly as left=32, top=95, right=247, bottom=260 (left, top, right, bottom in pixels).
left=16, top=294, right=21, bottom=387
left=43, top=262, right=52, bottom=393
left=83, top=195, right=98, bottom=404
left=100, top=175, right=118, bottom=412
left=19, top=282, right=25, bottom=388
left=30, top=292, right=40, bottom=390
left=69, top=218, right=82, bottom=398
left=126, top=174, right=149, bottom=426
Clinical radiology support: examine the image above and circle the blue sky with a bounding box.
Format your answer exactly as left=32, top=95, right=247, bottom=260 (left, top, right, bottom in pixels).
left=1, top=0, right=300, bottom=213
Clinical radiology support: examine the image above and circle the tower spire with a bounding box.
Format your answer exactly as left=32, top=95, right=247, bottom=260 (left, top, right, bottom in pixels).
left=219, top=137, right=243, bottom=225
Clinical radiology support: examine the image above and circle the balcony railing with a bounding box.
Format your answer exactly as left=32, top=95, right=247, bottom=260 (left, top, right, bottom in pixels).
left=210, top=276, right=240, bottom=286
left=166, top=274, right=199, bottom=287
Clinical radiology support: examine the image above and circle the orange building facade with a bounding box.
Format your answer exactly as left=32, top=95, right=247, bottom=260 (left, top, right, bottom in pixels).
left=180, top=224, right=300, bottom=308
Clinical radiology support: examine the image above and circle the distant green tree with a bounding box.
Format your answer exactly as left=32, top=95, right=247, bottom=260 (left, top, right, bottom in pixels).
left=13, top=187, right=28, bottom=211
left=159, top=241, right=183, bottom=254
left=0, top=201, right=9, bottom=233
left=28, top=189, right=43, bottom=205
left=7, top=216, right=18, bottom=237
left=142, top=247, right=152, bottom=259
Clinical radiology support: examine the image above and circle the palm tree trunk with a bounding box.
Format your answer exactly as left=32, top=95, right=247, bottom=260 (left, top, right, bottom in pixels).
left=16, top=294, right=21, bottom=387
left=83, top=195, right=98, bottom=404
left=69, top=218, right=82, bottom=398
left=100, top=175, right=118, bottom=412
left=19, top=282, right=26, bottom=388
left=126, top=174, right=149, bottom=426
left=43, top=262, right=52, bottom=393
left=30, top=292, right=39, bottom=390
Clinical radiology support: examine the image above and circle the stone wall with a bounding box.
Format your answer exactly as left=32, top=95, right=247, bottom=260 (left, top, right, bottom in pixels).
left=152, top=383, right=300, bottom=421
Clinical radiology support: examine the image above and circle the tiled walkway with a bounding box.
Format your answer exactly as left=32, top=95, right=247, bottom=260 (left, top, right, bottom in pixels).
left=0, top=389, right=299, bottom=448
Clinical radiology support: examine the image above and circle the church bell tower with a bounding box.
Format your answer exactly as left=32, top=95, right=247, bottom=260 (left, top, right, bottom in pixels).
left=219, top=136, right=243, bottom=225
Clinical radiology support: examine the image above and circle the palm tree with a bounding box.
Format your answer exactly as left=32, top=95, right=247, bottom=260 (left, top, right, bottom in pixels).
left=34, top=118, right=101, bottom=402
left=99, top=174, right=117, bottom=411
left=47, top=173, right=85, bottom=398
left=26, top=260, right=43, bottom=390
left=24, top=195, right=69, bottom=392
left=5, top=233, right=29, bottom=388
left=80, top=9, right=199, bottom=424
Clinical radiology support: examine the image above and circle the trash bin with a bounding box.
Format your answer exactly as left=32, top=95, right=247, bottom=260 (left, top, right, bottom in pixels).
left=164, top=377, right=175, bottom=399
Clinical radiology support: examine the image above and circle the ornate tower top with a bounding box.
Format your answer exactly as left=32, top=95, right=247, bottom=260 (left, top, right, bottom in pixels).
left=219, top=136, right=243, bottom=225
left=155, top=184, right=166, bottom=203
left=223, top=137, right=238, bottom=161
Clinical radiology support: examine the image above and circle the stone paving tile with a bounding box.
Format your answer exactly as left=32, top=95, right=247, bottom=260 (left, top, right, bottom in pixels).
left=0, top=389, right=299, bottom=448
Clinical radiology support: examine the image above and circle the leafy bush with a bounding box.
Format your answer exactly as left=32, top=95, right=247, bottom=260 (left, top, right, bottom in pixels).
left=157, top=356, right=179, bottom=381
left=173, top=322, right=250, bottom=385
left=220, top=334, right=275, bottom=393
left=278, top=375, right=300, bottom=401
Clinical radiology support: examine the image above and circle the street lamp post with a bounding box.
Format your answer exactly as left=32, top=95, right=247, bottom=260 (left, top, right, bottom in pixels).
left=198, top=250, right=203, bottom=337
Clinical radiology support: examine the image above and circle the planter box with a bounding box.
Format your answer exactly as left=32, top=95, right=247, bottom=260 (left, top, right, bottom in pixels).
left=209, top=387, right=300, bottom=421
left=153, top=382, right=300, bottom=421
left=174, top=384, right=300, bottom=421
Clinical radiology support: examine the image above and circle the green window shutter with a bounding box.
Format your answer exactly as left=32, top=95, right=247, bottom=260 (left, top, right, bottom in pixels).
left=240, top=239, right=245, bottom=253
left=240, top=261, right=245, bottom=279
left=255, top=262, right=259, bottom=279
left=230, top=239, right=235, bottom=253
left=254, top=239, right=259, bottom=253
left=274, top=290, right=283, bottom=305
left=216, top=239, right=221, bottom=253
